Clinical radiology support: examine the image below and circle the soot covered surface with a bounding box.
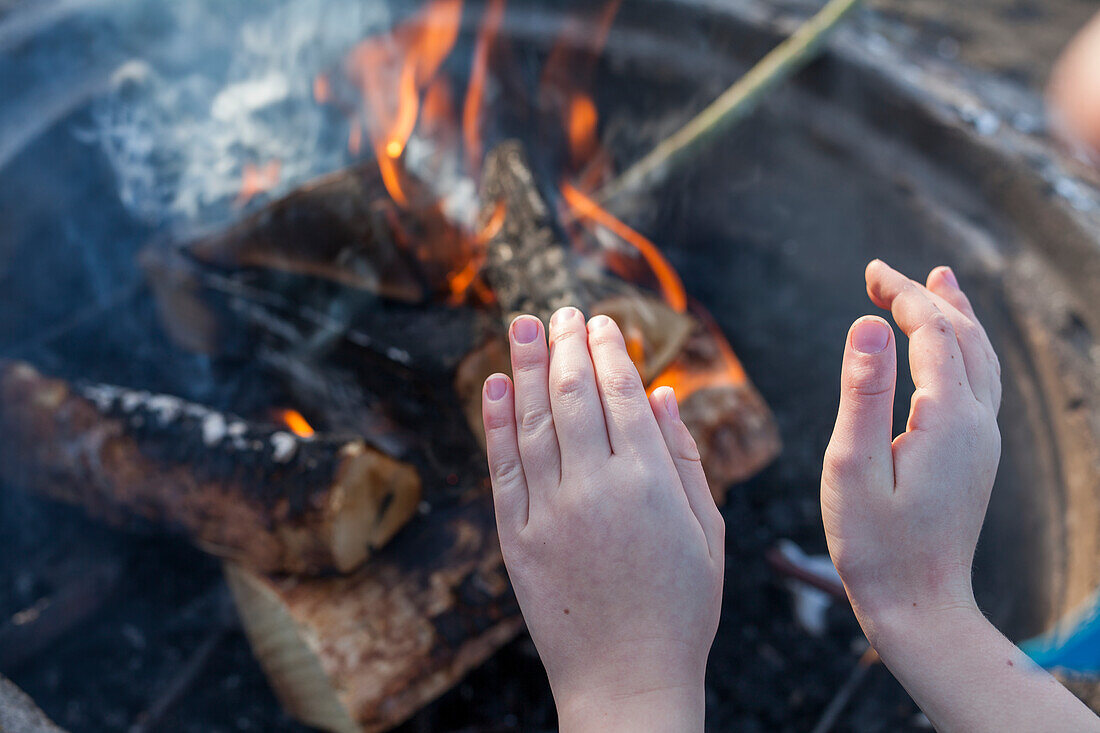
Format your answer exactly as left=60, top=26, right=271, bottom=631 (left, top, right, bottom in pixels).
left=0, top=2, right=1086, bottom=732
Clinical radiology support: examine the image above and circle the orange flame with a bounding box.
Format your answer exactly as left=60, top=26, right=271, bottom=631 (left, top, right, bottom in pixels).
left=446, top=199, right=505, bottom=304
left=541, top=0, right=621, bottom=179
left=560, top=181, right=687, bottom=313
left=463, top=0, right=506, bottom=174
left=277, top=409, right=316, bottom=438
left=235, top=160, right=282, bottom=207
left=648, top=313, right=748, bottom=400
left=345, top=0, right=464, bottom=205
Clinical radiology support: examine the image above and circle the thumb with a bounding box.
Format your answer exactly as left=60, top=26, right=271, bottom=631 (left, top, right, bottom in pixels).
left=823, top=316, right=897, bottom=494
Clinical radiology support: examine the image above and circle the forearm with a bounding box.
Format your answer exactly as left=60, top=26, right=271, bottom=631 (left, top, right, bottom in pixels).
left=862, top=604, right=1100, bottom=733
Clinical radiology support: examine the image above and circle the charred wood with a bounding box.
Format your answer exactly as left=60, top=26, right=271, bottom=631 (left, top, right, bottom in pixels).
left=0, top=552, right=123, bottom=671
left=0, top=361, right=421, bottom=575
left=225, top=491, right=521, bottom=733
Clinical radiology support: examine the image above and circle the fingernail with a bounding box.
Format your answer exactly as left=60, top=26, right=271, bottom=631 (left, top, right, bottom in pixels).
left=663, top=388, right=680, bottom=420
left=852, top=317, right=890, bottom=354
left=512, top=316, right=539, bottom=344
left=486, top=375, right=508, bottom=401
left=551, top=306, right=580, bottom=328
left=941, top=266, right=959, bottom=289
left=588, top=314, right=611, bottom=329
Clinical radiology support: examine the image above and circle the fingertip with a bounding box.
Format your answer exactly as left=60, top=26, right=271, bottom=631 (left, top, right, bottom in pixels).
left=849, top=316, right=892, bottom=355
left=864, top=259, right=892, bottom=307
left=648, top=385, right=677, bottom=419
left=927, top=265, right=958, bottom=291
left=483, top=373, right=512, bottom=405
left=549, top=306, right=584, bottom=337
left=510, top=315, right=543, bottom=345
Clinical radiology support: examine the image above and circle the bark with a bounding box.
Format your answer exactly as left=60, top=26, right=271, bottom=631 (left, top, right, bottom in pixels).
left=0, top=360, right=421, bottom=575
left=224, top=491, right=521, bottom=733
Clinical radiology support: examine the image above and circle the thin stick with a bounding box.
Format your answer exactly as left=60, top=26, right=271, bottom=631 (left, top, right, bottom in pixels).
left=810, top=647, right=881, bottom=733
left=596, top=0, right=863, bottom=205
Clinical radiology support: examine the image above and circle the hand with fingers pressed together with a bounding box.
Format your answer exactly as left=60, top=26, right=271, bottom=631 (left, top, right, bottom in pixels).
left=481, top=263, right=1100, bottom=732
left=481, top=307, right=722, bottom=732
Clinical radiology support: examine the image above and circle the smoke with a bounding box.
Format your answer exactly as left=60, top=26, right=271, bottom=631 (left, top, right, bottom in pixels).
left=89, top=0, right=393, bottom=229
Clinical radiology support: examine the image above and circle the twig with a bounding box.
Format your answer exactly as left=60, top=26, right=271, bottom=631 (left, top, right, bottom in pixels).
left=0, top=555, right=123, bottom=670
left=596, top=0, right=863, bottom=206
left=810, top=646, right=881, bottom=733
left=765, top=544, right=848, bottom=602
left=127, top=625, right=229, bottom=733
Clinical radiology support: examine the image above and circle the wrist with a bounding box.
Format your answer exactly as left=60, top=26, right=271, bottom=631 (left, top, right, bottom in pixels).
left=556, top=678, right=705, bottom=733
left=551, top=646, right=707, bottom=733
left=858, top=595, right=985, bottom=660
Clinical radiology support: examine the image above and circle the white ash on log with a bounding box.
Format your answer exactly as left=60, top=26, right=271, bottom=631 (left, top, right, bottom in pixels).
left=224, top=492, right=520, bottom=733
left=0, top=360, right=420, bottom=575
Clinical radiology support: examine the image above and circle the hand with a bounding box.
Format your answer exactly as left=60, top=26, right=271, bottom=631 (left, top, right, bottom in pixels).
left=822, top=261, right=1100, bottom=732
left=481, top=307, right=724, bottom=733
left=821, top=260, right=1001, bottom=627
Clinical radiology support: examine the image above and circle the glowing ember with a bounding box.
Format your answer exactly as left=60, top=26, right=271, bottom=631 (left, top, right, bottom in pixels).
left=277, top=409, right=315, bottom=438
left=235, top=160, right=282, bottom=207
left=560, top=182, right=687, bottom=313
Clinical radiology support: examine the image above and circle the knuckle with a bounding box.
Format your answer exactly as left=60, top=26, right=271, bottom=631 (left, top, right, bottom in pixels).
left=822, top=445, right=867, bottom=488
left=676, top=430, right=703, bottom=462
left=512, top=355, right=546, bottom=375
left=483, top=409, right=513, bottom=432
left=843, top=361, right=894, bottom=397
left=924, top=310, right=955, bottom=336
left=491, top=456, right=525, bottom=487
left=552, top=368, right=590, bottom=398
left=518, top=405, right=554, bottom=435
left=601, top=368, right=642, bottom=399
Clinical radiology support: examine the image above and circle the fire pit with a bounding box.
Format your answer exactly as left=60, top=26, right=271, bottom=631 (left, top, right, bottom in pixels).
left=1, top=0, right=1098, bottom=730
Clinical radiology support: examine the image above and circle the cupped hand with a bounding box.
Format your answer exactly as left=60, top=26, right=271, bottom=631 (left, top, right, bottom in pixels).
left=821, top=260, right=1002, bottom=629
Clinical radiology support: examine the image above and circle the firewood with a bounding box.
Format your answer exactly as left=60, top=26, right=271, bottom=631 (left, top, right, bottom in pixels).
left=0, top=675, right=66, bottom=733
left=146, top=141, right=778, bottom=502
left=224, top=491, right=521, bottom=733
left=0, top=360, right=421, bottom=575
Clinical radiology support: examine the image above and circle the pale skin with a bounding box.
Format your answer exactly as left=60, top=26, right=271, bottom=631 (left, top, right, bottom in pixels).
left=482, top=262, right=1100, bottom=731
left=822, top=260, right=1100, bottom=733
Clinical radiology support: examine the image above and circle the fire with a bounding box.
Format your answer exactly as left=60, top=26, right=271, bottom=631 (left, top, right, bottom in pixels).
left=235, top=160, right=281, bottom=207
left=344, top=0, right=464, bottom=205
left=463, top=0, right=506, bottom=173
left=648, top=315, right=748, bottom=400
left=560, top=182, right=687, bottom=313
left=447, top=199, right=505, bottom=304
left=277, top=409, right=315, bottom=438
left=541, top=0, right=621, bottom=181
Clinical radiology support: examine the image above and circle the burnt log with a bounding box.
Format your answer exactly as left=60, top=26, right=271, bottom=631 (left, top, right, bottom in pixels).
left=146, top=140, right=779, bottom=503
left=0, top=360, right=421, bottom=575
left=0, top=675, right=66, bottom=733
left=224, top=491, right=521, bottom=733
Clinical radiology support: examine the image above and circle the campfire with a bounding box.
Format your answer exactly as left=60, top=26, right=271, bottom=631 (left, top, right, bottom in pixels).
left=1, top=1, right=781, bottom=730
left=3, top=0, right=1099, bottom=730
